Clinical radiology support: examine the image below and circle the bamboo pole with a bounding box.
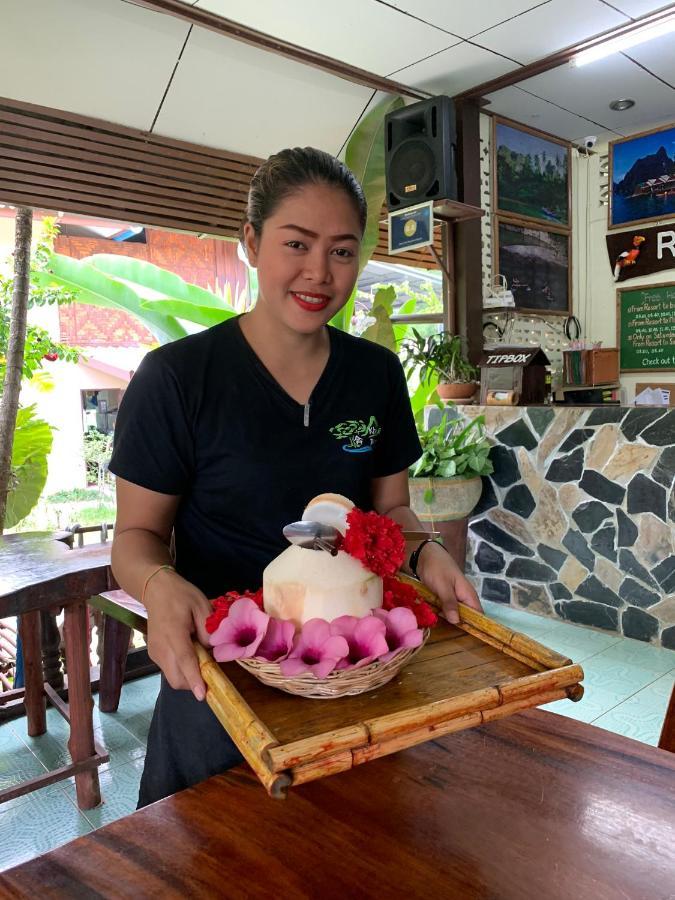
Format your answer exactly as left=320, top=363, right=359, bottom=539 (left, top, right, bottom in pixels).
left=353, top=712, right=485, bottom=766
left=266, top=724, right=370, bottom=774
left=496, top=666, right=584, bottom=704
left=290, top=749, right=356, bottom=786
left=195, top=644, right=291, bottom=798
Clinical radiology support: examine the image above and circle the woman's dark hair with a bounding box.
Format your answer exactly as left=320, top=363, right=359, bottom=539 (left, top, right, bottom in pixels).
left=242, top=147, right=367, bottom=241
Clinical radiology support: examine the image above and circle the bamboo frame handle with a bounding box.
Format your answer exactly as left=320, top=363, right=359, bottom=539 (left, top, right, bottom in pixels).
left=194, top=642, right=291, bottom=799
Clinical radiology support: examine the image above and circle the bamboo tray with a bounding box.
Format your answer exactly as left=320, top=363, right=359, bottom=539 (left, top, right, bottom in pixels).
left=195, top=592, right=584, bottom=798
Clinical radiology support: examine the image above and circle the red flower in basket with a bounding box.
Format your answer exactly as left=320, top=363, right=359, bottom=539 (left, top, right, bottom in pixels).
left=341, top=508, right=405, bottom=578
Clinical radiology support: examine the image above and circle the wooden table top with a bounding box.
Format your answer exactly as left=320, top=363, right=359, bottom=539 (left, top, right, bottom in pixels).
left=1, top=709, right=673, bottom=900
left=0, top=536, right=111, bottom=616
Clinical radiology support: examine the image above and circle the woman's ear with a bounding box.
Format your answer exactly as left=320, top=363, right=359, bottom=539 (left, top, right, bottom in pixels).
left=242, top=222, right=259, bottom=267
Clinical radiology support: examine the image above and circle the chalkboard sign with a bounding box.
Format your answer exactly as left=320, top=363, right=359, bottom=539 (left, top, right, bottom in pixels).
left=617, top=282, right=675, bottom=373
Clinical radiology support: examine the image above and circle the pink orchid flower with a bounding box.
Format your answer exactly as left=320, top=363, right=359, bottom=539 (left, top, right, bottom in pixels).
left=373, top=607, right=424, bottom=662
left=209, top=597, right=269, bottom=662
left=279, top=619, right=349, bottom=678
left=256, top=617, right=295, bottom=662
left=330, top=615, right=389, bottom=669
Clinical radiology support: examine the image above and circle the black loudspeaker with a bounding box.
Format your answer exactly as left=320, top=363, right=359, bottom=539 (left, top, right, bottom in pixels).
left=384, top=95, right=457, bottom=211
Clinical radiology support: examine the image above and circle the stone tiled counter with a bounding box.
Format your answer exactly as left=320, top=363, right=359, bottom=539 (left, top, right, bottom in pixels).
left=460, top=405, right=675, bottom=648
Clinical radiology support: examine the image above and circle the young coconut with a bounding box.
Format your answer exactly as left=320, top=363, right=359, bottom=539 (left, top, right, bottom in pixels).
left=263, top=493, right=383, bottom=627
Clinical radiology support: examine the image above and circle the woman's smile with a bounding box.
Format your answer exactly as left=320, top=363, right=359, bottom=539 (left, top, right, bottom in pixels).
left=290, top=291, right=332, bottom=312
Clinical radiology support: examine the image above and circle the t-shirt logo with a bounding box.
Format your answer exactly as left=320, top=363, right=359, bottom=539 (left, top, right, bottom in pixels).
left=329, top=416, right=381, bottom=454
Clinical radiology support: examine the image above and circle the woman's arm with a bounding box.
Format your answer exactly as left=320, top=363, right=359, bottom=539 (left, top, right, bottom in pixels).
left=371, top=470, right=482, bottom=624
left=112, top=477, right=212, bottom=700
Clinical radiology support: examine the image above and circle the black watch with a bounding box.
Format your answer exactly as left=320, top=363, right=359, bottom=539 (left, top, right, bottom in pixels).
left=409, top=538, right=447, bottom=578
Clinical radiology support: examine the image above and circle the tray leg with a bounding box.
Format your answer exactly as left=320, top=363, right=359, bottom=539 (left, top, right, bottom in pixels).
left=19, top=611, right=46, bottom=737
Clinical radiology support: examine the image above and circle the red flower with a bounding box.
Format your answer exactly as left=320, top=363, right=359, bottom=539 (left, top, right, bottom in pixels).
left=382, top=575, right=438, bottom=628
left=43, top=352, right=59, bottom=362
left=341, top=509, right=405, bottom=578
left=205, top=588, right=263, bottom=633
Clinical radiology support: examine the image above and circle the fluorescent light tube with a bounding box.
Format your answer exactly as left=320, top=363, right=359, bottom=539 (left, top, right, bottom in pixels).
left=571, top=13, right=675, bottom=66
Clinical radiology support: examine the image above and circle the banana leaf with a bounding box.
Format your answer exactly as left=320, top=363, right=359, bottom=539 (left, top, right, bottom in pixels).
left=345, top=94, right=404, bottom=270
left=5, top=405, right=53, bottom=528
left=31, top=253, right=187, bottom=344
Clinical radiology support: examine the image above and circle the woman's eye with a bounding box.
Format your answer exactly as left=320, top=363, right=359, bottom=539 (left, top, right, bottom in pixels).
left=285, top=241, right=306, bottom=250
left=332, top=248, right=355, bottom=258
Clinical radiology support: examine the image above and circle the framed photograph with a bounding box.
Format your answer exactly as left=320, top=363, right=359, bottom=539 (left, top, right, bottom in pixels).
left=493, top=117, right=570, bottom=228
left=495, top=219, right=571, bottom=314
left=609, top=123, right=675, bottom=229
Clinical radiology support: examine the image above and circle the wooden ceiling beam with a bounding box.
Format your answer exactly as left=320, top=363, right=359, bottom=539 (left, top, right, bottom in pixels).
left=132, top=0, right=430, bottom=101
left=454, top=6, right=675, bottom=101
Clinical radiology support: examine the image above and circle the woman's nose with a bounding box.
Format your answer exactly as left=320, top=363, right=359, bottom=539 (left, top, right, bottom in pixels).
left=303, top=249, right=332, bottom=284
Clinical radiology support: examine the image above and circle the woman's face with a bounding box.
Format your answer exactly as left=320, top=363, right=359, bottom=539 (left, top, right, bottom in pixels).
left=243, top=182, right=362, bottom=334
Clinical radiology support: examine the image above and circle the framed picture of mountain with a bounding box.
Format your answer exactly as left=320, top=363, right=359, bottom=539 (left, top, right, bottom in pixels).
left=495, top=219, right=571, bottom=314
left=494, top=117, right=570, bottom=228
left=609, top=123, right=675, bottom=229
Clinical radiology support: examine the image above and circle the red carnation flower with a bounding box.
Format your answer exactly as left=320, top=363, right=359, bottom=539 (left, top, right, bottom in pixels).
left=341, top=509, right=405, bottom=578
left=382, top=575, right=438, bottom=628
left=206, top=587, right=264, bottom=633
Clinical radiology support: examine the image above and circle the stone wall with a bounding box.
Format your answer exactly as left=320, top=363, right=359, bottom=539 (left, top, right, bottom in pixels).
left=462, top=405, right=675, bottom=648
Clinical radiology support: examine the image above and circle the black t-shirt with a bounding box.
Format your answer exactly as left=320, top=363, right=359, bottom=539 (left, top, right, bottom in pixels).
left=109, top=316, right=421, bottom=599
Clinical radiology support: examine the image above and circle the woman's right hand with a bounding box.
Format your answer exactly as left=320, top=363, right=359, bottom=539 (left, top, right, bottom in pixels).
left=143, top=568, right=213, bottom=701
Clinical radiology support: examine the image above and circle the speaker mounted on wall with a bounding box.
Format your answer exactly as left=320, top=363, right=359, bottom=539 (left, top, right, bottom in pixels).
left=385, top=95, right=457, bottom=211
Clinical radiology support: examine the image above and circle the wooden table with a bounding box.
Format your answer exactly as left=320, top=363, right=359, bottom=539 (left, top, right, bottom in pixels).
left=0, top=536, right=113, bottom=809
left=1, top=709, right=673, bottom=899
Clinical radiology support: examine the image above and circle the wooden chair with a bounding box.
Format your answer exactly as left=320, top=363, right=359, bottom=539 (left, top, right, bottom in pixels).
left=658, top=682, right=675, bottom=753
left=88, top=591, right=148, bottom=713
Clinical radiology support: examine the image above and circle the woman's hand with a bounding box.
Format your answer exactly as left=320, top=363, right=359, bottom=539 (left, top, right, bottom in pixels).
left=142, top=567, right=213, bottom=701
left=416, top=542, right=482, bottom=625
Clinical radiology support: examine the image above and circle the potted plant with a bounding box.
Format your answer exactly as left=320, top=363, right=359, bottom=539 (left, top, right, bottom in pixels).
left=401, top=330, right=478, bottom=401
left=409, top=413, right=493, bottom=522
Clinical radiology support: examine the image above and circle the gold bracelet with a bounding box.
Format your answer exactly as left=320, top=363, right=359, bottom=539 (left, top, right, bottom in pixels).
left=141, top=564, right=175, bottom=606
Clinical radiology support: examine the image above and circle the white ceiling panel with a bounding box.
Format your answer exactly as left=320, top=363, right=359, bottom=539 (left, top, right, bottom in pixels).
left=484, top=86, right=618, bottom=140
left=154, top=26, right=373, bottom=158
left=385, top=1, right=549, bottom=39
left=194, top=0, right=455, bottom=76
left=604, top=1, right=675, bottom=16
left=391, top=43, right=518, bottom=95
left=476, top=0, right=628, bottom=64
left=623, top=32, right=675, bottom=86
left=0, top=0, right=189, bottom=130
left=518, top=54, right=675, bottom=135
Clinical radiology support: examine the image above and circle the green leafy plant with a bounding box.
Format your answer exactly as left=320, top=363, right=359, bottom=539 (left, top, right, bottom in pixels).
left=401, top=330, right=478, bottom=385
left=410, top=413, right=493, bottom=490
left=83, top=427, right=113, bottom=490
left=4, top=405, right=54, bottom=529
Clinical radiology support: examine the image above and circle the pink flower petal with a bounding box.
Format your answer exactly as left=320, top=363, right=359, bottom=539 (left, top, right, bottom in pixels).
left=330, top=616, right=358, bottom=639
left=377, top=606, right=424, bottom=662
left=209, top=597, right=269, bottom=661
left=256, top=618, right=295, bottom=662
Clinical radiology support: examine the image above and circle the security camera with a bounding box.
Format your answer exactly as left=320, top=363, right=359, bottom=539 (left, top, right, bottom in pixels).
left=583, top=136, right=597, bottom=149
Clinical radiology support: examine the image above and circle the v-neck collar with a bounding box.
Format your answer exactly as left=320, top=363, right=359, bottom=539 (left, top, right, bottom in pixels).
left=233, top=315, right=342, bottom=414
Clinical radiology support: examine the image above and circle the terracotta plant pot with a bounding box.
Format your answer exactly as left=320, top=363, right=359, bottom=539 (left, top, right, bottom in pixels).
left=436, top=382, right=477, bottom=401
left=408, top=476, right=483, bottom=522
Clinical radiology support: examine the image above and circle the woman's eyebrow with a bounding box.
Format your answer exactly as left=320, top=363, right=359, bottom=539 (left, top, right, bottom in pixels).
left=278, top=224, right=359, bottom=242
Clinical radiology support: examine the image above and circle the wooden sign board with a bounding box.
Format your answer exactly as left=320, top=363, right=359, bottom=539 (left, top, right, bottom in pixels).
left=607, top=223, right=675, bottom=283
left=617, top=282, right=675, bottom=373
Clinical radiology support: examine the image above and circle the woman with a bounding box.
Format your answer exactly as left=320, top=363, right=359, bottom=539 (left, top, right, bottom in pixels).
left=109, top=147, right=481, bottom=806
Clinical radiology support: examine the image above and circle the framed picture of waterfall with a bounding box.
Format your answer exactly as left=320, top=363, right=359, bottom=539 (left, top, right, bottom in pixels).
left=493, top=117, right=570, bottom=228
left=609, top=123, right=675, bottom=229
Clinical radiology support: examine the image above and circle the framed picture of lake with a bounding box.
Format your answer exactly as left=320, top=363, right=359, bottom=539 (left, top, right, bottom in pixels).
left=494, top=117, right=570, bottom=228
left=609, top=123, right=675, bottom=229
left=495, top=219, right=571, bottom=314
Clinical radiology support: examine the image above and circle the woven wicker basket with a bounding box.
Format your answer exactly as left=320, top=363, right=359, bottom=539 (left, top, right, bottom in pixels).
left=237, top=630, right=430, bottom=699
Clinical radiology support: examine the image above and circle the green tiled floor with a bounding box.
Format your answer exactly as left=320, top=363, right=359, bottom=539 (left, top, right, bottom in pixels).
left=1, top=607, right=674, bottom=873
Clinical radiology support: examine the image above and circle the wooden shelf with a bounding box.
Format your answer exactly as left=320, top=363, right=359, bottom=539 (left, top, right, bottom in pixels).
left=432, top=199, right=484, bottom=222
left=558, top=382, right=620, bottom=392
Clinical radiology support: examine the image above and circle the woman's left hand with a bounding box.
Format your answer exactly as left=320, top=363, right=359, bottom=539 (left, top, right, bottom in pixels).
left=416, top=542, right=482, bottom=625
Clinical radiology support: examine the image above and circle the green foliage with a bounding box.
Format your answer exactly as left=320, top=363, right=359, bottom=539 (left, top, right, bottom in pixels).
left=0, top=217, right=80, bottom=384
left=401, top=330, right=477, bottom=385
left=410, top=413, right=493, bottom=480
left=344, top=94, right=404, bottom=270
left=4, top=405, right=53, bottom=528
left=83, top=427, right=113, bottom=488
left=361, top=285, right=397, bottom=352
left=47, top=487, right=100, bottom=503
